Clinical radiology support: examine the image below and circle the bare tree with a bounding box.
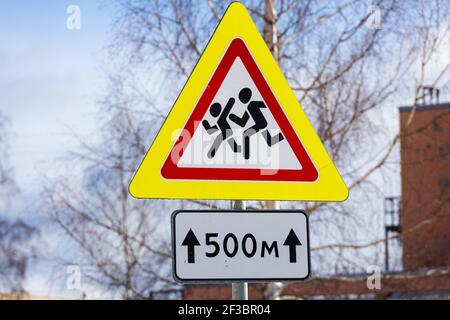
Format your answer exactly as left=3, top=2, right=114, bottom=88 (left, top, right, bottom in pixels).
left=0, top=114, right=39, bottom=294
left=0, top=115, right=16, bottom=203
left=42, top=75, right=183, bottom=299
left=45, top=0, right=450, bottom=299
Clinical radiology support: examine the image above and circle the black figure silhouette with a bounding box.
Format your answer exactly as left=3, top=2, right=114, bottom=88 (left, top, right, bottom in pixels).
left=202, top=98, right=241, bottom=159
left=229, top=87, right=284, bottom=159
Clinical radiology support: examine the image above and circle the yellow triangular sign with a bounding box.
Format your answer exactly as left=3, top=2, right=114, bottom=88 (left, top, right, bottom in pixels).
left=129, top=2, right=348, bottom=201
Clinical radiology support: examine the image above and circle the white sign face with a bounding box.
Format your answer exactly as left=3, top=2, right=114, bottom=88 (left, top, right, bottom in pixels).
left=177, top=57, right=302, bottom=170
left=171, top=210, right=310, bottom=282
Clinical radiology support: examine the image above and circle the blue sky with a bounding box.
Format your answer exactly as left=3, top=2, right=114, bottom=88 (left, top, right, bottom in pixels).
left=0, top=1, right=113, bottom=297
left=0, top=1, right=111, bottom=191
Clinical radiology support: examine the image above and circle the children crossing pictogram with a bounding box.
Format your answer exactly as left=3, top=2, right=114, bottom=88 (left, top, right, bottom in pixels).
left=202, top=87, right=285, bottom=160
left=229, top=87, right=285, bottom=160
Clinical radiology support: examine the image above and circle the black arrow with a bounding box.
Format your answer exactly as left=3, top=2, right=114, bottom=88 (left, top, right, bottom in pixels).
left=181, top=229, right=200, bottom=263
left=283, top=229, right=302, bottom=263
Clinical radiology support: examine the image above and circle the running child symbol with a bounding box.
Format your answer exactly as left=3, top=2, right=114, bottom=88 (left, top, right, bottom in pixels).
left=202, top=97, right=241, bottom=159
left=229, top=87, right=284, bottom=159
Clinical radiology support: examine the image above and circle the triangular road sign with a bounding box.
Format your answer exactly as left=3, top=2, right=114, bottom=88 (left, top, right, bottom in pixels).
left=129, top=2, right=348, bottom=201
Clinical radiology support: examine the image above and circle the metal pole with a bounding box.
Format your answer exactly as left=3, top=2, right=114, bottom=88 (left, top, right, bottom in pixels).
left=264, top=201, right=282, bottom=300
left=232, top=200, right=248, bottom=300
left=385, top=229, right=389, bottom=272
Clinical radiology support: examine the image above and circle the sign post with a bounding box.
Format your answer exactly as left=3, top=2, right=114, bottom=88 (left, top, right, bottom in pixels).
left=231, top=200, right=247, bottom=300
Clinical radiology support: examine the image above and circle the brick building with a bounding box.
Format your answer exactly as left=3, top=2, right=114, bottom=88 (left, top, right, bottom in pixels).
left=399, top=103, right=450, bottom=271
left=183, top=102, right=450, bottom=299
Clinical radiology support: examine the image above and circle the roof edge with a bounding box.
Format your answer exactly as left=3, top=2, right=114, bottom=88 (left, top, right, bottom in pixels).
left=399, top=102, right=450, bottom=112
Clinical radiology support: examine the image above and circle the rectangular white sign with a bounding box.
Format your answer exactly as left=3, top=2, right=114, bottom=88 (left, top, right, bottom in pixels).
left=171, top=210, right=310, bottom=282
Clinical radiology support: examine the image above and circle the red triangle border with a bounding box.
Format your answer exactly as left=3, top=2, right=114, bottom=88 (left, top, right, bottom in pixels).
left=161, top=38, right=318, bottom=182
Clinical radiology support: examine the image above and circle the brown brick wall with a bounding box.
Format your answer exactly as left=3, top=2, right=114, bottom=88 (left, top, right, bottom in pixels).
left=281, top=270, right=450, bottom=298
left=183, top=269, right=450, bottom=299
left=183, top=284, right=265, bottom=300
left=399, top=105, right=450, bottom=271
